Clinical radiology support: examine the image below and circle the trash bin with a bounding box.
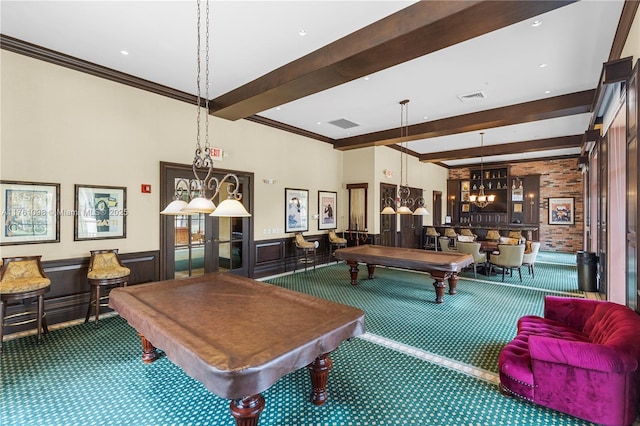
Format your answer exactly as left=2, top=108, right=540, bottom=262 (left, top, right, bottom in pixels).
left=576, top=251, right=598, bottom=292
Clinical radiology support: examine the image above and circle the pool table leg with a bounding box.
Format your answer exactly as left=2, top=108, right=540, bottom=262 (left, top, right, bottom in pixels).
left=308, top=352, right=333, bottom=405
left=430, top=271, right=456, bottom=304
left=230, top=395, right=265, bottom=426
left=346, top=261, right=359, bottom=285
left=138, top=333, right=158, bottom=364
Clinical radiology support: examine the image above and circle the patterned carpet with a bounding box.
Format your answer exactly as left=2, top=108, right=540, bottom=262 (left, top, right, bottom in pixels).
left=1, top=250, right=607, bottom=425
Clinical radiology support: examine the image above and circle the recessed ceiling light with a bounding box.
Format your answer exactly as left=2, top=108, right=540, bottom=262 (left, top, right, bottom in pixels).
left=363, top=76, right=370, bottom=81
left=538, top=63, right=548, bottom=68
left=544, top=90, right=551, bottom=94
left=316, top=121, right=321, bottom=125
left=423, top=116, right=429, bottom=120
left=298, top=30, right=307, bottom=36
left=120, top=50, right=129, bottom=56
left=531, top=20, right=542, bottom=27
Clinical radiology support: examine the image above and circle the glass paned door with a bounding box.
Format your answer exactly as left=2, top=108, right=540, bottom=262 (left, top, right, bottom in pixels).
left=174, top=212, right=206, bottom=278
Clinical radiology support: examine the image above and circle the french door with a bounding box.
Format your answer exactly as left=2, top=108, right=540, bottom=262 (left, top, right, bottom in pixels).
left=160, top=162, right=253, bottom=280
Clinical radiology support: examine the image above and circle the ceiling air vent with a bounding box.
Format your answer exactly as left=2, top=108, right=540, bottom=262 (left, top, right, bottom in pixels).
left=457, top=91, right=486, bottom=103
left=328, top=118, right=359, bottom=129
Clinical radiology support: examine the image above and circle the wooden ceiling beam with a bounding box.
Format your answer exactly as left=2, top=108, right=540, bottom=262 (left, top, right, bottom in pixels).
left=210, top=0, right=575, bottom=121
left=419, top=135, right=583, bottom=163
left=333, top=90, right=595, bottom=151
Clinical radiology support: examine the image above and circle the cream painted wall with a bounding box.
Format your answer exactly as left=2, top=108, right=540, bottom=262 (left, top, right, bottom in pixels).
left=621, top=8, right=640, bottom=62
left=1, top=50, right=448, bottom=261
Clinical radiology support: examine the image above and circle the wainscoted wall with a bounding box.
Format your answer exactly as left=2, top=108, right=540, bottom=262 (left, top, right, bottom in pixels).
left=449, top=158, right=583, bottom=253
left=253, top=232, right=378, bottom=278
left=4, top=250, right=159, bottom=335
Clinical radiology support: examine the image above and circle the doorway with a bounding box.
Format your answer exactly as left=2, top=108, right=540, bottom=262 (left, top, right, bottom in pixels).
left=432, top=191, right=442, bottom=226
left=160, top=162, right=253, bottom=280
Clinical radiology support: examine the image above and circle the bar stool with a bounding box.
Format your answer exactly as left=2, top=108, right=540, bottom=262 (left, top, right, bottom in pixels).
left=85, top=249, right=130, bottom=326
left=424, top=227, right=440, bottom=251
left=0, top=256, right=51, bottom=352
left=328, top=230, right=347, bottom=263
left=294, top=233, right=317, bottom=272
left=444, top=228, right=458, bottom=248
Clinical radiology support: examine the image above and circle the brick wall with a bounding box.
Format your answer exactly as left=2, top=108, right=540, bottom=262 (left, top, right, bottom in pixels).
left=449, top=158, right=583, bottom=253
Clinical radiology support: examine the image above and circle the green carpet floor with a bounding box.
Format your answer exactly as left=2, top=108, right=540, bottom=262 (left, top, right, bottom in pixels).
left=1, top=250, right=603, bottom=425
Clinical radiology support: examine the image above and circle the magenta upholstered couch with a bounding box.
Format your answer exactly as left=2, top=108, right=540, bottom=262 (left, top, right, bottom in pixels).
left=499, top=296, right=640, bottom=426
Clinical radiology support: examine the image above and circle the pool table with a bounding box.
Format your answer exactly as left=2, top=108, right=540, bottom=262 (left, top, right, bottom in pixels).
left=109, top=272, right=365, bottom=426
left=334, top=245, right=473, bottom=304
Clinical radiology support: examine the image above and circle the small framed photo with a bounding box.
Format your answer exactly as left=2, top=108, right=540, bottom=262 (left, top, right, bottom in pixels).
left=285, top=188, right=308, bottom=233
left=461, top=181, right=470, bottom=192
left=318, top=190, right=337, bottom=230
left=1, top=180, right=60, bottom=245
left=513, top=203, right=523, bottom=213
left=461, top=203, right=470, bottom=212
left=549, top=197, right=574, bottom=225
left=75, top=185, right=127, bottom=240
left=461, top=191, right=470, bottom=202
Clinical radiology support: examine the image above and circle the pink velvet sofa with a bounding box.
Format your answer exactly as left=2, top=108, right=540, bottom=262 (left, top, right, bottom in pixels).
left=498, top=296, right=640, bottom=425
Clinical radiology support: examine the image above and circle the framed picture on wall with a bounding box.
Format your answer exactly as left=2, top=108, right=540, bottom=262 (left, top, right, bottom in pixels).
left=548, top=197, right=574, bottom=225
left=461, top=203, right=470, bottom=212
left=513, top=203, right=523, bottom=213
left=285, top=188, right=308, bottom=233
left=318, top=190, right=337, bottom=230
left=75, top=184, right=127, bottom=240
left=461, top=180, right=470, bottom=192
left=1, top=180, right=60, bottom=246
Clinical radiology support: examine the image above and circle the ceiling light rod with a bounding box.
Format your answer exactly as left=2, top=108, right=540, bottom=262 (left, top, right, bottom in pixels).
left=381, top=99, right=429, bottom=216
left=469, top=132, right=495, bottom=209
left=161, top=0, right=250, bottom=218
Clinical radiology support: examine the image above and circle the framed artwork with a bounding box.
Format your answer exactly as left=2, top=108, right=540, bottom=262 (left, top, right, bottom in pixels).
left=549, top=197, right=574, bottom=225
left=512, top=188, right=524, bottom=201
left=461, top=180, right=470, bottom=192
left=75, top=184, right=127, bottom=240
left=461, top=203, right=470, bottom=212
left=461, top=191, right=470, bottom=202
left=285, top=188, right=308, bottom=233
left=513, top=203, right=523, bottom=213
left=1, top=180, right=60, bottom=245
left=318, top=190, right=337, bottom=230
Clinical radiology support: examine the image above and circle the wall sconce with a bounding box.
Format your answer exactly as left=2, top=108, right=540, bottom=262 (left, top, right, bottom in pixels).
left=528, top=193, right=536, bottom=222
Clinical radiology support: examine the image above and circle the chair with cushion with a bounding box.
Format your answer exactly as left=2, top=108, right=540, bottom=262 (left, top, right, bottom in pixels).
left=456, top=241, right=487, bottom=278
left=459, top=228, right=477, bottom=240
left=328, top=230, right=347, bottom=263
left=522, top=241, right=541, bottom=278
left=499, top=296, right=640, bottom=425
left=508, top=230, right=526, bottom=244
left=424, top=227, right=440, bottom=251
left=294, top=233, right=316, bottom=272
left=490, top=244, right=525, bottom=282
left=439, top=237, right=457, bottom=253
left=0, top=256, right=51, bottom=352
left=499, top=236, right=521, bottom=245
left=485, top=229, right=501, bottom=241
left=85, top=249, right=130, bottom=326
left=444, top=228, right=458, bottom=248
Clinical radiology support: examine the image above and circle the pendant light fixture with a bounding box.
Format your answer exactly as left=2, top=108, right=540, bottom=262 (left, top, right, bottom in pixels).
left=469, top=132, right=495, bottom=209
left=381, top=100, right=430, bottom=216
left=161, top=0, right=250, bottom=218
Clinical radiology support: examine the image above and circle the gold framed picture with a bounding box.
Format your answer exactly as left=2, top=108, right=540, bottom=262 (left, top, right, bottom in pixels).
left=513, top=203, right=522, bottom=213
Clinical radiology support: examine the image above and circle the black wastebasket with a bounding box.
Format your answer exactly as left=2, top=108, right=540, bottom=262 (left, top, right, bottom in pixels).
left=576, top=251, right=598, bottom=292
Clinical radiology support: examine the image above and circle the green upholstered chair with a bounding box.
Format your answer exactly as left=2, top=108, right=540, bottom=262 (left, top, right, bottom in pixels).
left=328, top=230, right=347, bottom=263
left=490, top=244, right=526, bottom=282
left=85, top=249, right=130, bottom=326
left=456, top=241, right=487, bottom=278
left=0, top=256, right=51, bottom=352
left=439, top=237, right=457, bottom=253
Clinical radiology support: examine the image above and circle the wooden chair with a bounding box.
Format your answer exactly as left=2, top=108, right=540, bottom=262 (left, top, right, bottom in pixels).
left=294, top=233, right=316, bottom=272
left=85, top=249, right=130, bottom=326
left=328, top=230, right=347, bottom=263
left=490, top=244, right=525, bottom=282
left=0, top=256, right=51, bottom=352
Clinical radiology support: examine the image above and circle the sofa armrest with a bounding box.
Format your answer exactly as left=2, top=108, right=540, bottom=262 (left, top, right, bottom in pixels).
left=543, top=296, right=599, bottom=331
left=529, top=335, right=633, bottom=373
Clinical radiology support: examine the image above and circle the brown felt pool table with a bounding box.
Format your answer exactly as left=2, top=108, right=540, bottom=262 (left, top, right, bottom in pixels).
left=334, top=244, right=473, bottom=304
left=109, top=272, right=365, bottom=426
